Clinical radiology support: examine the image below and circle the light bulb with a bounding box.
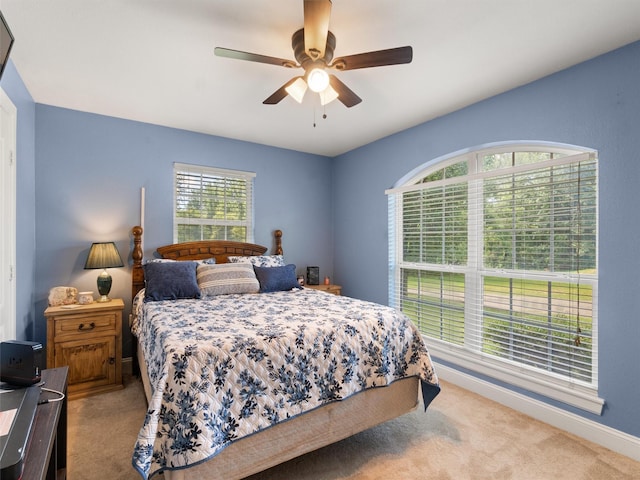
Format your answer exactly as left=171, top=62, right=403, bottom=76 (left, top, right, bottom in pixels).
left=307, top=68, right=329, bottom=93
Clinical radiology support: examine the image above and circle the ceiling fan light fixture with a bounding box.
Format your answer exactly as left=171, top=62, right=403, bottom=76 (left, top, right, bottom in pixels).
left=285, top=77, right=308, bottom=103
left=307, top=68, right=329, bottom=93
left=216, top=0, right=414, bottom=109
left=319, top=84, right=339, bottom=106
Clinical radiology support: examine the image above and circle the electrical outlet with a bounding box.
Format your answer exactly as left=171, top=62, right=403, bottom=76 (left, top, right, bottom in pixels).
left=8, top=356, right=23, bottom=366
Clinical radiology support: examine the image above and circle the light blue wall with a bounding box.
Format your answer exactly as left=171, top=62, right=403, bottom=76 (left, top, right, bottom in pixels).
left=32, top=106, right=332, bottom=356
left=333, top=41, right=640, bottom=437
left=1, top=61, right=37, bottom=340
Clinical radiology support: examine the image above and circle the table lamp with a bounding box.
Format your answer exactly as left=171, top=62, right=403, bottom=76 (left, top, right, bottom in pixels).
left=84, top=242, right=124, bottom=302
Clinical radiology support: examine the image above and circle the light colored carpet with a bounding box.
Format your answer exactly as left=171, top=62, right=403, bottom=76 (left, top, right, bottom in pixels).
left=67, top=374, right=640, bottom=479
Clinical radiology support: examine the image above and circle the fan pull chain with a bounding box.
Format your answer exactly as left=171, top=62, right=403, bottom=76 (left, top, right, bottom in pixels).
left=313, top=104, right=328, bottom=128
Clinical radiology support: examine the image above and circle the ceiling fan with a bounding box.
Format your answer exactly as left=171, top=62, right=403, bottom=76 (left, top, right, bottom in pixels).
left=214, top=0, right=413, bottom=108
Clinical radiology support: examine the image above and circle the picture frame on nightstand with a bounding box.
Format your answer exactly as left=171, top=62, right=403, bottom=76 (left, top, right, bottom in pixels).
left=306, top=266, right=319, bottom=285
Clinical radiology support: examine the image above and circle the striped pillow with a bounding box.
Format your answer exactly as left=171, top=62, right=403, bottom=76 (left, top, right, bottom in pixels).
left=196, top=263, right=260, bottom=296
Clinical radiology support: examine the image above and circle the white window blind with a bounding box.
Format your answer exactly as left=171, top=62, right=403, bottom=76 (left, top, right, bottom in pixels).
left=174, top=163, right=255, bottom=243
left=388, top=146, right=601, bottom=413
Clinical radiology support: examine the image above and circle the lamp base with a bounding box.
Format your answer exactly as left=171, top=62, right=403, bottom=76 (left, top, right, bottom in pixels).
left=96, top=270, right=113, bottom=303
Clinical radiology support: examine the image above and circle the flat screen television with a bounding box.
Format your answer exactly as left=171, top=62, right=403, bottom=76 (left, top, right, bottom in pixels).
left=0, top=10, right=15, bottom=81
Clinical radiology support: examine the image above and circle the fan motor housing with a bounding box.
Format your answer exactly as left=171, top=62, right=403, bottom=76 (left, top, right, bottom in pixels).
left=292, top=28, right=336, bottom=69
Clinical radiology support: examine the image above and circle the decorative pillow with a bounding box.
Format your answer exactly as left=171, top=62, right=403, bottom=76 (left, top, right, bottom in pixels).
left=144, top=258, right=176, bottom=264
left=197, top=263, right=260, bottom=296
left=143, top=261, right=200, bottom=301
left=195, top=258, right=216, bottom=265
left=253, top=264, right=302, bottom=293
left=228, top=254, right=285, bottom=268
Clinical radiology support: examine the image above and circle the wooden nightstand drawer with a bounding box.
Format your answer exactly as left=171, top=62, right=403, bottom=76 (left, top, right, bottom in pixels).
left=54, top=312, right=117, bottom=338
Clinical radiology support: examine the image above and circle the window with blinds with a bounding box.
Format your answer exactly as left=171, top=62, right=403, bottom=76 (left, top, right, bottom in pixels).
left=387, top=145, right=601, bottom=413
left=174, top=163, right=255, bottom=243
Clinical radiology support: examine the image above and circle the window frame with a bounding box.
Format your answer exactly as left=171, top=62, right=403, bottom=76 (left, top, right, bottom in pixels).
left=387, top=142, right=603, bottom=414
left=173, top=163, right=255, bottom=244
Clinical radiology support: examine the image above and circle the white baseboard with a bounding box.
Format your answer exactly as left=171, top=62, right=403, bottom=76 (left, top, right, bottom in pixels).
left=435, top=362, right=640, bottom=462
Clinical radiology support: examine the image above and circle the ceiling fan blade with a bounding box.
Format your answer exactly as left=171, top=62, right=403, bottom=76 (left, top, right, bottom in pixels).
left=263, top=77, right=303, bottom=105
left=304, top=0, right=332, bottom=60
left=330, top=46, right=413, bottom=71
left=215, top=47, right=297, bottom=68
left=329, top=75, right=362, bottom=108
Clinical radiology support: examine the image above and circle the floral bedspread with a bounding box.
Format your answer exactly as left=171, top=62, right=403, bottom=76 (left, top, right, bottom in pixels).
left=131, top=288, right=439, bottom=479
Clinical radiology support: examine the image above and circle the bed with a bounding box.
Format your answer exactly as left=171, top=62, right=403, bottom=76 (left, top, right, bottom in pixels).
left=129, top=226, right=440, bottom=480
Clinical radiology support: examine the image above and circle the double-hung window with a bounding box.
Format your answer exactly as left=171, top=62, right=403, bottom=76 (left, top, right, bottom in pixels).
left=387, top=143, right=601, bottom=413
left=174, top=163, right=255, bottom=243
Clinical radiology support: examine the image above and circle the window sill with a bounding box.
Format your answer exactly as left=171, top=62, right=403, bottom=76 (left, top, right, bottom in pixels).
left=427, top=339, right=605, bottom=415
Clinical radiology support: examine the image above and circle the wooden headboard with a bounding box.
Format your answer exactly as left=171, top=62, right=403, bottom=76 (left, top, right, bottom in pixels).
left=131, top=226, right=283, bottom=299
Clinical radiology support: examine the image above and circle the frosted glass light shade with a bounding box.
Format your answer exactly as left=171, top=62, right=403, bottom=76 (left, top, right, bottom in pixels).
left=307, top=68, right=329, bottom=93
left=285, top=77, right=308, bottom=103
left=319, top=85, right=339, bottom=105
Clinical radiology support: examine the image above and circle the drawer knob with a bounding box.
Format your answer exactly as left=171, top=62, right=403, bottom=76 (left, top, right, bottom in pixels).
left=78, top=322, right=96, bottom=331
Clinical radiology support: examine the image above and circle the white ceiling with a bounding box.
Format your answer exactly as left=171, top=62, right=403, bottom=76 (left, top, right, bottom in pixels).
left=3, top=1, right=640, bottom=157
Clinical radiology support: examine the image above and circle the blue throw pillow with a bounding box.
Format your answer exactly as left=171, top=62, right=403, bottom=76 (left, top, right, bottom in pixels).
left=253, top=264, right=302, bottom=293
left=143, top=261, right=201, bottom=301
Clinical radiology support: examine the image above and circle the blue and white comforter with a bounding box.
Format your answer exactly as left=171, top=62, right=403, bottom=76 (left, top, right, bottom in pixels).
left=131, top=288, right=439, bottom=479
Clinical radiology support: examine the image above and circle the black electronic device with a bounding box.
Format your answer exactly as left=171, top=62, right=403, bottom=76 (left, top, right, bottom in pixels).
left=0, top=10, right=15, bottom=81
left=0, top=384, right=40, bottom=480
left=0, top=341, right=43, bottom=387
left=307, top=266, right=320, bottom=285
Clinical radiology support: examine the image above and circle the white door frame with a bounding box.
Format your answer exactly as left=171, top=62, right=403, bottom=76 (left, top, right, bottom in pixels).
left=0, top=87, right=17, bottom=341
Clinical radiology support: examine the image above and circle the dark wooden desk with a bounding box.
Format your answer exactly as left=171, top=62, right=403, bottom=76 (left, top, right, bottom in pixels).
left=22, top=367, right=68, bottom=480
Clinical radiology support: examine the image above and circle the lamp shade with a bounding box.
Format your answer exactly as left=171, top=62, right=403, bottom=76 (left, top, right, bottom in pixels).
left=285, top=77, right=308, bottom=103
left=319, top=84, right=339, bottom=106
left=84, top=242, right=124, bottom=269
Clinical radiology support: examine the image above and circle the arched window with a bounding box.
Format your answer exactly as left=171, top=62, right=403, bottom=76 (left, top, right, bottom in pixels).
left=387, top=142, right=602, bottom=413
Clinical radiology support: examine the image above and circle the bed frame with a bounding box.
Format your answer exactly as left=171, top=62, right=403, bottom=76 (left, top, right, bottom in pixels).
left=131, top=225, right=282, bottom=299
left=130, top=226, right=421, bottom=480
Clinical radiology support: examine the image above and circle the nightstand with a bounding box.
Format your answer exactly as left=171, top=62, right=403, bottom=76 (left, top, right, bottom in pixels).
left=45, top=298, right=124, bottom=399
left=306, top=284, right=342, bottom=295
